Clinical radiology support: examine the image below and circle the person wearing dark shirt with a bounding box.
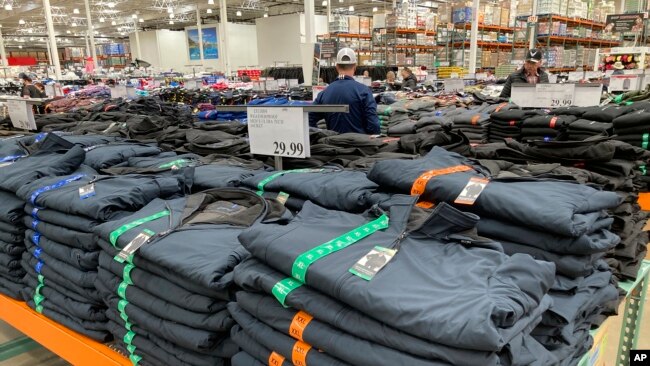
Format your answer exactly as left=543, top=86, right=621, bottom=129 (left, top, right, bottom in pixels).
left=19, top=73, right=42, bottom=99
left=400, top=67, right=418, bottom=90
left=241, top=72, right=252, bottom=82
left=500, top=49, right=549, bottom=98
left=308, top=48, right=380, bottom=135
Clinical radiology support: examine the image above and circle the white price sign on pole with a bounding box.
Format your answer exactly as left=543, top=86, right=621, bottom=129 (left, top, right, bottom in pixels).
left=6, top=99, right=37, bottom=130
left=247, top=107, right=310, bottom=158
left=444, top=78, right=465, bottom=93
left=266, top=79, right=279, bottom=91
left=535, top=83, right=576, bottom=108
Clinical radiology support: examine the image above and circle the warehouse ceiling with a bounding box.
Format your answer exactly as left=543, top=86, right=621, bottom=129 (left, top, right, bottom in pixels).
left=0, top=0, right=402, bottom=47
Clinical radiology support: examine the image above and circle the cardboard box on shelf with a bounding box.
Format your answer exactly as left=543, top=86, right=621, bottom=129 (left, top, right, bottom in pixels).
left=452, top=6, right=472, bottom=23
left=348, top=15, right=360, bottom=34
left=500, top=8, right=510, bottom=27
left=360, top=17, right=371, bottom=34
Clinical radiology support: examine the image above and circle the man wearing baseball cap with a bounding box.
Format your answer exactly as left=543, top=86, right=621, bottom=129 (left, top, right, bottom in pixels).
left=309, top=48, right=380, bottom=134
left=500, top=48, right=549, bottom=98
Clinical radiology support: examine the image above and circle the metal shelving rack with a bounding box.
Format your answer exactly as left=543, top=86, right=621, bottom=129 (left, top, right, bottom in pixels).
left=372, top=28, right=438, bottom=68
left=317, top=33, right=373, bottom=67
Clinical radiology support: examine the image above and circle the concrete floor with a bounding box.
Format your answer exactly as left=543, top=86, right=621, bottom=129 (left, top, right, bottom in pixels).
left=0, top=287, right=647, bottom=366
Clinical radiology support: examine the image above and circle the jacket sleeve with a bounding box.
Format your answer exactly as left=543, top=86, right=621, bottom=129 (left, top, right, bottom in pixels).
left=308, top=92, right=325, bottom=128
left=539, top=71, right=550, bottom=83
left=499, top=75, right=513, bottom=98
left=363, top=91, right=381, bottom=135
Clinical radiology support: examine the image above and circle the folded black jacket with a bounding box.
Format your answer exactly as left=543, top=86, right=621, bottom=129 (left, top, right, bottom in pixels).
left=25, top=229, right=98, bottom=270
left=0, top=191, right=25, bottom=224
left=17, top=173, right=188, bottom=221
left=0, top=135, right=85, bottom=193
left=490, top=109, right=543, bottom=122
left=23, top=282, right=106, bottom=321
left=25, top=217, right=97, bottom=251
left=238, top=196, right=555, bottom=351
left=241, top=169, right=378, bottom=212
left=96, top=268, right=229, bottom=331
left=83, top=143, right=162, bottom=170
left=476, top=218, right=618, bottom=254
left=612, top=109, right=650, bottom=128
left=25, top=204, right=100, bottom=233
left=94, top=188, right=286, bottom=294
left=567, top=119, right=613, bottom=133
left=368, top=148, right=620, bottom=237
left=503, top=139, right=617, bottom=163
left=581, top=105, right=634, bottom=122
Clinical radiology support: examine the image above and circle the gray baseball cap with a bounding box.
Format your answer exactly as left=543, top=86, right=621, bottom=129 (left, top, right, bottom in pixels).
left=336, top=48, right=357, bottom=65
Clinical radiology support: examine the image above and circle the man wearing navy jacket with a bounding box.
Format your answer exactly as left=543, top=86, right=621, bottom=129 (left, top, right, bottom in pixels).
left=309, top=48, right=380, bottom=135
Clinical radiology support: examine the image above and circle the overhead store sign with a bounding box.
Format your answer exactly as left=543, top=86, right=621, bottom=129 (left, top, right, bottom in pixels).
left=605, top=13, right=648, bottom=32
left=247, top=107, right=310, bottom=158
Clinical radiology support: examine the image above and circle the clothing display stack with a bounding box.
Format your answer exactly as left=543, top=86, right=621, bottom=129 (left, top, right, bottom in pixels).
left=0, top=135, right=87, bottom=300
left=520, top=115, right=576, bottom=141
left=612, top=109, right=650, bottom=149
left=487, top=107, right=541, bottom=142
left=93, top=187, right=283, bottom=365
left=367, top=147, right=623, bottom=365
left=450, top=107, right=491, bottom=143
left=232, top=189, right=558, bottom=365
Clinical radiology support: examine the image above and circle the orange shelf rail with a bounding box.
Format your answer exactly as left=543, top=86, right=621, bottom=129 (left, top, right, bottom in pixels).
left=455, top=23, right=515, bottom=33
left=0, top=294, right=130, bottom=366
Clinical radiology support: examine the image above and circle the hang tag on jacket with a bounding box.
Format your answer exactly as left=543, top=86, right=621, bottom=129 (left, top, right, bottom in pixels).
left=454, top=177, right=489, bottom=205
left=79, top=183, right=96, bottom=199
left=349, top=246, right=397, bottom=281
left=276, top=192, right=290, bottom=206
left=115, top=229, right=155, bottom=263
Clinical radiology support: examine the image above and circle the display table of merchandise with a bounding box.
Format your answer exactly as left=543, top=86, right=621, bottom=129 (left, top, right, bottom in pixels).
left=0, top=294, right=129, bottom=365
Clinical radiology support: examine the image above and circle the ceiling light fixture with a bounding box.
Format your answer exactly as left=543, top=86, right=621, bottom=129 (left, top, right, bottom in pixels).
left=207, top=8, right=212, bottom=13
left=373, top=6, right=378, bottom=11
left=169, top=13, right=174, bottom=18
left=111, top=20, right=116, bottom=25
left=4, top=4, right=11, bottom=10
left=66, top=30, right=71, bottom=33
left=208, top=0, right=214, bottom=4
left=236, top=10, right=242, bottom=16
left=18, top=19, right=25, bottom=25
left=99, top=17, right=105, bottom=22
left=139, top=18, right=144, bottom=22
left=132, top=14, right=137, bottom=18
left=71, top=21, right=77, bottom=26
left=169, top=20, right=174, bottom=24
left=322, top=0, right=327, bottom=5
left=73, top=8, right=79, bottom=14
left=348, top=5, right=354, bottom=11
left=107, top=2, right=115, bottom=8
left=18, top=45, right=22, bottom=49
left=264, top=12, right=268, bottom=17
left=167, top=7, right=173, bottom=13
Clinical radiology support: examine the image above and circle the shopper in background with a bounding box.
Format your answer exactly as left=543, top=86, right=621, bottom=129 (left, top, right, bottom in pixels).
left=309, top=48, right=380, bottom=135
left=401, top=67, right=418, bottom=90
left=33, top=83, right=47, bottom=98
left=486, top=70, right=497, bottom=82
left=363, top=70, right=370, bottom=78
left=19, top=73, right=42, bottom=99
left=612, top=61, right=625, bottom=75
left=241, top=72, right=251, bottom=82
left=499, top=49, right=549, bottom=98
left=386, top=71, right=399, bottom=91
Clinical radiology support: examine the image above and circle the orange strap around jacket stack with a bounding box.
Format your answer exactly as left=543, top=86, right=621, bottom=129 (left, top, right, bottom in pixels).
left=410, top=165, right=473, bottom=208
left=291, top=341, right=312, bottom=366
left=289, top=311, right=314, bottom=342
left=268, top=352, right=286, bottom=366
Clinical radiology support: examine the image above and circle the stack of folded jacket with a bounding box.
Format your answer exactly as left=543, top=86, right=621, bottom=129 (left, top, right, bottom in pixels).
left=566, top=120, right=613, bottom=140
left=488, top=108, right=541, bottom=142
left=612, top=110, right=650, bottom=148
left=367, top=147, right=623, bottom=365
left=232, top=194, right=558, bottom=366
left=93, top=188, right=282, bottom=365
left=376, top=105, right=410, bottom=135
left=520, top=115, right=576, bottom=141
left=0, top=135, right=86, bottom=299
left=240, top=168, right=382, bottom=213
left=15, top=172, right=189, bottom=342
left=452, top=111, right=490, bottom=143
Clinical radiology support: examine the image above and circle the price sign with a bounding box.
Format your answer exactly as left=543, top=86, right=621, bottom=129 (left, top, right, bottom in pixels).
left=568, top=71, right=584, bottom=82
left=527, top=15, right=538, bottom=24
left=535, top=83, right=575, bottom=107
left=277, top=79, right=287, bottom=88
left=252, top=81, right=263, bottom=91
left=44, top=84, right=55, bottom=97
left=609, top=75, right=640, bottom=92
left=6, top=99, right=37, bottom=130
left=444, top=78, right=465, bottom=93
left=110, top=85, right=128, bottom=98
left=266, top=79, right=279, bottom=91
left=247, top=107, right=310, bottom=158
left=288, top=79, right=299, bottom=87
left=312, top=85, right=326, bottom=101
left=475, top=73, right=488, bottom=80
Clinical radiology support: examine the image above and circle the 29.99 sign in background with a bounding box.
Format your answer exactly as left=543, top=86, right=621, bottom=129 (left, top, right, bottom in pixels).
left=247, top=107, right=311, bottom=159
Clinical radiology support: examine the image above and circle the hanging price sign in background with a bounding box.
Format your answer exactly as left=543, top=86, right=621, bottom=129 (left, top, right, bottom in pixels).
left=6, top=99, right=37, bottom=130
